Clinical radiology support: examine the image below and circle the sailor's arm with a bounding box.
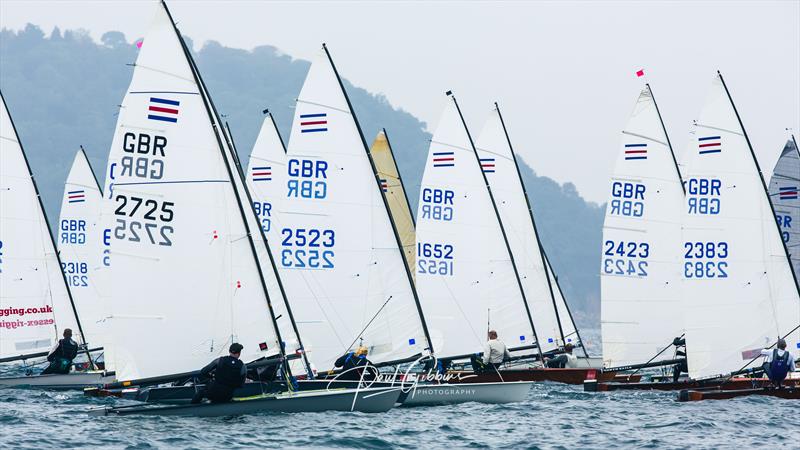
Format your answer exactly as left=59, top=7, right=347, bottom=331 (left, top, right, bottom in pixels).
left=199, top=358, right=220, bottom=378
left=482, top=342, right=491, bottom=364
left=46, top=341, right=60, bottom=362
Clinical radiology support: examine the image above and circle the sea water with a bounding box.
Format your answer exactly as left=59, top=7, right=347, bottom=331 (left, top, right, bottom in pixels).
left=2, top=333, right=798, bottom=449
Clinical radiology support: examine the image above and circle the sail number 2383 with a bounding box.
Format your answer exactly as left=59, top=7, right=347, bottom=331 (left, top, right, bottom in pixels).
left=683, top=241, right=728, bottom=278
left=113, top=194, right=175, bottom=246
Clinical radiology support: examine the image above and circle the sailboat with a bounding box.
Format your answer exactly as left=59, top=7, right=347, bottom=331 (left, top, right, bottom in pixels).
left=0, top=93, right=109, bottom=389
left=674, top=73, right=800, bottom=400
left=593, top=83, right=687, bottom=389
left=768, top=136, right=799, bottom=278
left=56, top=148, right=109, bottom=368
left=88, top=1, right=399, bottom=416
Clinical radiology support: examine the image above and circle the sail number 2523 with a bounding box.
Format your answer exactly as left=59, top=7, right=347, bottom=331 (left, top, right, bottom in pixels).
left=280, top=228, right=335, bottom=269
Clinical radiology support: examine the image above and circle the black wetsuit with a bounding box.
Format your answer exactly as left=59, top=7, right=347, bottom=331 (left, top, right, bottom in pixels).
left=672, top=337, right=687, bottom=382
left=41, top=338, right=79, bottom=375
left=333, top=352, right=377, bottom=381
left=190, top=356, right=247, bottom=404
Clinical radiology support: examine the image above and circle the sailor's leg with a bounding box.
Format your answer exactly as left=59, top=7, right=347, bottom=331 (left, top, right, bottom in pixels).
left=190, top=385, right=208, bottom=404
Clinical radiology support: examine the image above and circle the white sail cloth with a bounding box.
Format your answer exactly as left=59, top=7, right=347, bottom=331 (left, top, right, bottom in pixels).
left=768, top=138, right=800, bottom=278
left=57, top=149, right=107, bottom=352
left=474, top=108, right=577, bottom=353
left=1, top=93, right=81, bottom=359
left=99, top=3, right=281, bottom=381
left=415, top=96, right=533, bottom=358
left=278, top=49, right=427, bottom=372
left=682, top=74, right=800, bottom=380
left=601, top=86, right=684, bottom=368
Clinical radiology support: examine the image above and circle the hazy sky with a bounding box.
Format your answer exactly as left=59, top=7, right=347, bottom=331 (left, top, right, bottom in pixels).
left=2, top=0, right=798, bottom=202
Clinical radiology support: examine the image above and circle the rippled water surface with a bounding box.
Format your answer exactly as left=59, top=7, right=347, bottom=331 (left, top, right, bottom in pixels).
left=1, top=373, right=798, bottom=449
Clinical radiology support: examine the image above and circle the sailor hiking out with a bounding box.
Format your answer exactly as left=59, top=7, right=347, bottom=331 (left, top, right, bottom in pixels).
left=333, top=347, right=377, bottom=381
left=41, top=329, right=79, bottom=375
left=671, top=336, right=688, bottom=382
left=191, top=343, right=247, bottom=404
left=761, top=339, right=797, bottom=388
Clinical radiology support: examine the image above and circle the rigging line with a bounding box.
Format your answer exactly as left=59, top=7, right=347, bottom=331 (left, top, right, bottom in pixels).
left=294, top=98, right=350, bottom=115
left=719, top=322, right=800, bottom=388
left=342, top=296, right=394, bottom=354
left=128, top=90, right=200, bottom=95
left=626, top=333, right=684, bottom=381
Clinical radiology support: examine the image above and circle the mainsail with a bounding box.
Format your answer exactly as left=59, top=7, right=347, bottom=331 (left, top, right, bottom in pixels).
left=99, top=2, right=283, bottom=381
left=768, top=136, right=799, bottom=278
left=600, top=85, right=684, bottom=368
left=682, top=73, right=800, bottom=379
left=368, top=130, right=416, bottom=280
left=416, top=94, right=537, bottom=359
left=475, top=105, right=582, bottom=354
left=0, top=92, right=85, bottom=360
left=278, top=46, right=428, bottom=372
left=244, top=110, right=310, bottom=373
left=57, top=148, right=107, bottom=351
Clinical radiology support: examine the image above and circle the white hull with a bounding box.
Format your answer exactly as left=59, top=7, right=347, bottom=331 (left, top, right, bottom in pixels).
left=400, top=381, right=532, bottom=407
left=0, top=372, right=114, bottom=389
left=88, top=386, right=401, bottom=416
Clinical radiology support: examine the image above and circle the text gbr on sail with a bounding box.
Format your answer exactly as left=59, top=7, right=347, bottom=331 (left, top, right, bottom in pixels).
left=420, top=188, right=454, bottom=221
left=685, top=178, right=721, bottom=215
left=609, top=182, right=645, bottom=217
left=287, top=158, right=327, bottom=199
left=121, top=132, right=166, bottom=180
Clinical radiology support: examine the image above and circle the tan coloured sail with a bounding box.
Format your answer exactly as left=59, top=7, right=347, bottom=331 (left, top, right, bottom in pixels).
left=369, top=130, right=416, bottom=281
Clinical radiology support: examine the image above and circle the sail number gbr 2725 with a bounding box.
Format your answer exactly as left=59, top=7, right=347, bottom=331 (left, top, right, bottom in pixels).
left=602, top=240, right=649, bottom=277
left=113, top=194, right=175, bottom=246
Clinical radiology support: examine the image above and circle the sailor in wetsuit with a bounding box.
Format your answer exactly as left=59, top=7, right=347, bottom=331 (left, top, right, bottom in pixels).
left=671, top=336, right=688, bottom=382
left=41, top=329, right=79, bottom=375
left=761, top=338, right=796, bottom=388
left=333, top=346, right=377, bottom=381
left=191, top=343, right=247, bottom=404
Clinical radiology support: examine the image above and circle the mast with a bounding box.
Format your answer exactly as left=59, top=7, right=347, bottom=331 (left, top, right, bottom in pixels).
left=161, top=1, right=290, bottom=370
left=382, top=128, right=417, bottom=227
left=647, top=84, right=685, bottom=193
left=79, top=145, right=103, bottom=193
left=264, top=109, right=288, bottom=155
left=718, top=71, right=800, bottom=296
left=0, top=91, right=95, bottom=368
left=541, top=250, right=589, bottom=358
left=321, top=43, right=435, bottom=357
left=494, top=102, right=566, bottom=347
left=228, top=111, right=314, bottom=377
left=450, top=92, right=545, bottom=362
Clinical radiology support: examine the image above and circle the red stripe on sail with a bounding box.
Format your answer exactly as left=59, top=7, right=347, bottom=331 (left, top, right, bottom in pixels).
left=149, top=106, right=179, bottom=114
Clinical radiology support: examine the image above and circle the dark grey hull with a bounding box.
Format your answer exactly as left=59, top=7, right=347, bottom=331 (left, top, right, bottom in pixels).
left=88, top=386, right=401, bottom=416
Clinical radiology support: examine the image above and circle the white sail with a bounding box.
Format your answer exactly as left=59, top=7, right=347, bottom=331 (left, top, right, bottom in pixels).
left=474, top=107, right=571, bottom=353
left=416, top=95, right=533, bottom=358
left=99, top=3, right=281, bottom=381
left=601, top=85, right=684, bottom=368
left=768, top=137, right=799, bottom=278
left=56, top=149, right=107, bottom=351
left=244, top=112, right=307, bottom=370
left=545, top=255, right=580, bottom=347
left=278, top=48, right=427, bottom=372
left=682, top=74, right=800, bottom=379
left=0, top=93, right=81, bottom=359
